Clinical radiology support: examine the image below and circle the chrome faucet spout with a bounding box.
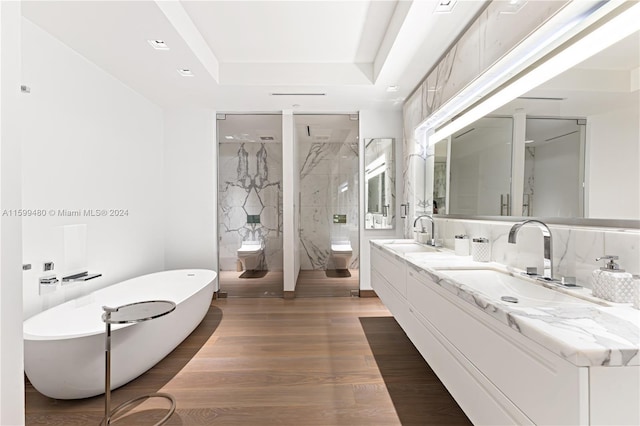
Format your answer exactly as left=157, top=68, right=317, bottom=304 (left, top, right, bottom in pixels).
left=413, top=214, right=435, bottom=246
left=508, top=219, right=554, bottom=280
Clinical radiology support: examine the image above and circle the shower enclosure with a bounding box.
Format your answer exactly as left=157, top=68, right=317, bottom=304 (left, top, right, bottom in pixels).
left=295, top=114, right=359, bottom=296
left=217, top=114, right=283, bottom=297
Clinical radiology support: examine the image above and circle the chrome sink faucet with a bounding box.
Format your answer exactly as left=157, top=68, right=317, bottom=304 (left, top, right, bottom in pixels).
left=508, top=219, right=554, bottom=280
left=413, top=214, right=435, bottom=246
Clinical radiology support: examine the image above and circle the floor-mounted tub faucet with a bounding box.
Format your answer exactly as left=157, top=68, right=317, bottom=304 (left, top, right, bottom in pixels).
left=413, top=214, right=435, bottom=246
left=508, top=219, right=554, bottom=280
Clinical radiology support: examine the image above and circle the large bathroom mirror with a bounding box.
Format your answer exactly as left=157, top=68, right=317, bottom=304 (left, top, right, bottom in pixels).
left=431, top=27, right=639, bottom=222
left=365, top=138, right=395, bottom=229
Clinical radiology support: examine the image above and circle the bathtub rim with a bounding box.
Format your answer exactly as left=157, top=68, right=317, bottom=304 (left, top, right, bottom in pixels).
left=23, top=269, right=216, bottom=341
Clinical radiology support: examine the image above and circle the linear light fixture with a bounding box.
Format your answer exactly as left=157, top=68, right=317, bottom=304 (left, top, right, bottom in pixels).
left=271, top=93, right=326, bottom=96
left=517, top=96, right=567, bottom=101
left=428, top=2, right=640, bottom=146
left=419, top=1, right=614, bottom=144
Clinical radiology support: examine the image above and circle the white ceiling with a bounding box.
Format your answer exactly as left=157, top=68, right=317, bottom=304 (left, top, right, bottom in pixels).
left=217, top=113, right=359, bottom=145
left=21, top=0, right=488, bottom=112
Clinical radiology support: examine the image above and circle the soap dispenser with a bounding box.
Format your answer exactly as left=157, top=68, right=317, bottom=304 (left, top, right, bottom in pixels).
left=592, top=255, right=635, bottom=303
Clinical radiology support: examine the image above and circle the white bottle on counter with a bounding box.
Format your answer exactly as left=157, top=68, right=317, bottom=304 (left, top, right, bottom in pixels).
left=592, top=255, right=635, bottom=303
left=454, top=235, right=470, bottom=256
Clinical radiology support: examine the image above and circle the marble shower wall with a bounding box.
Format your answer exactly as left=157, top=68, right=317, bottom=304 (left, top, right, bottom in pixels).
left=218, top=142, right=283, bottom=271
left=434, top=217, right=640, bottom=289
left=299, top=140, right=359, bottom=270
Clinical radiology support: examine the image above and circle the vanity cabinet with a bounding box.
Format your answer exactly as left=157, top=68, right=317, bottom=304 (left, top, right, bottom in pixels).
left=371, top=242, right=640, bottom=425
left=406, top=266, right=587, bottom=425
left=370, top=245, right=411, bottom=330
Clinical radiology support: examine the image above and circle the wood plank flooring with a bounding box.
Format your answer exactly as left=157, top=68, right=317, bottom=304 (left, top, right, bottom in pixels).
left=25, top=297, right=471, bottom=425
left=295, top=270, right=359, bottom=297
left=220, top=270, right=360, bottom=298
left=219, top=270, right=284, bottom=298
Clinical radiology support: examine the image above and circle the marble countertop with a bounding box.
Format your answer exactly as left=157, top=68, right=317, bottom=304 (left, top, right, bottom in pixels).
left=371, top=239, right=640, bottom=367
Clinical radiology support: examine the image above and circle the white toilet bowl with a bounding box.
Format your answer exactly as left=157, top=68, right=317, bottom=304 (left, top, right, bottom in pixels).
left=237, top=240, right=263, bottom=271
left=331, top=241, right=352, bottom=270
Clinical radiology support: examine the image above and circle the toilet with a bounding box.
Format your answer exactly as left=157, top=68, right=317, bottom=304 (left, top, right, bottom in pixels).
left=237, top=240, right=263, bottom=271
left=330, top=240, right=353, bottom=271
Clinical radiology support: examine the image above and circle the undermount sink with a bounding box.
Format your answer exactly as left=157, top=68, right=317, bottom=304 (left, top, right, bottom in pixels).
left=383, top=242, right=439, bottom=254
left=435, top=268, right=594, bottom=307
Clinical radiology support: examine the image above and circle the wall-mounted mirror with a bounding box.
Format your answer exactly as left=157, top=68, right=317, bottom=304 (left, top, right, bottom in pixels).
left=365, top=138, right=395, bottom=229
left=430, top=28, right=639, bottom=222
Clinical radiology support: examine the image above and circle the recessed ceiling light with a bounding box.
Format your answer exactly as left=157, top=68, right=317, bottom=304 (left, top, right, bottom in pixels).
left=434, top=0, right=457, bottom=13
left=225, top=136, right=234, bottom=140
left=500, top=0, right=527, bottom=15
left=386, top=85, right=399, bottom=92
left=177, top=69, right=194, bottom=77
left=148, top=39, right=169, bottom=50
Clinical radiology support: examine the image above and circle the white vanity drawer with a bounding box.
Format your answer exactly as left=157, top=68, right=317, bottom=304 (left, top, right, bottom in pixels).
left=406, top=269, right=588, bottom=426
left=371, top=245, right=406, bottom=297
left=371, top=269, right=412, bottom=333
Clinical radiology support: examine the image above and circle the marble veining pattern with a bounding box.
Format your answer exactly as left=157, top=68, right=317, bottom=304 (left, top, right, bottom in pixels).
left=406, top=1, right=567, bottom=224
left=372, top=239, right=640, bottom=367
left=218, top=142, right=283, bottom=271
left=299, top=140, right=359, bottom=270
left=433, top=218, right=640, bottom=290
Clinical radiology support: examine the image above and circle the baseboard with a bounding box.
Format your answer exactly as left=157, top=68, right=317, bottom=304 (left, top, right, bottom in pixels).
left=359, top=290, right=378, bottom=298
left=283, top=291, right=295, bottom=300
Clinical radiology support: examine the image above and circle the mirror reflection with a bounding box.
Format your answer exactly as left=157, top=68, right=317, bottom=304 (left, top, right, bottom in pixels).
left=448, top=117, right=513, bottom=216
left=523, top=117, right=585, bottom=217
left=432, top=29, right=639, bottom=221
left=365, top=138, right=395, bottom=229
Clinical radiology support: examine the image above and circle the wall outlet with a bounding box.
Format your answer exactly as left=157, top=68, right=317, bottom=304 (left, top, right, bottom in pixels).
left=43, top=261, right=54, bottom=272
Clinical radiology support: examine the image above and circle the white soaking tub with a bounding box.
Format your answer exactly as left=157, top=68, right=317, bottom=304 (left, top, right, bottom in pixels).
left=24, top=269, right=216, bottom=399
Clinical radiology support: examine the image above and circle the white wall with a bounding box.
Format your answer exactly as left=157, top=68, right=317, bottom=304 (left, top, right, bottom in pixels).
left=20, top=18, right=165, bottom=319
left=163, top=109, right=217, bottom=275
left=282, top=111, right=299, bottom=292
left=1, top=2, right=25, bottom=423
left=587, top=99, right=640, bottom=220
left=359, top=109, right=403, bottom=291
left=530, top=133, right=581, bottom=217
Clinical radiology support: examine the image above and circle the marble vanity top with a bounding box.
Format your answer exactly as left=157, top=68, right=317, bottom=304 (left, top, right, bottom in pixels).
left=371, top=239, right=640, bottom=367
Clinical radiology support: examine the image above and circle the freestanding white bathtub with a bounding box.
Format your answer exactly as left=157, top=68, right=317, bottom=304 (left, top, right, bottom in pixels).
left=23, top=269, right=216, bottom=399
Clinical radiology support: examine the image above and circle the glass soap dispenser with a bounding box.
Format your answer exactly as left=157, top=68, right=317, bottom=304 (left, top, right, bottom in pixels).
left=592, top=255, right=635, bottom=303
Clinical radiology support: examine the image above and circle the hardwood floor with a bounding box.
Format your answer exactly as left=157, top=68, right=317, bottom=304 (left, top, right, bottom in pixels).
left=219, top=269, right=360, bottom=298
left=219, top=270, right=284, bottom=298
left=25, top=298, right=471, bottom=425
left=295, top=270, right=359, bottom=297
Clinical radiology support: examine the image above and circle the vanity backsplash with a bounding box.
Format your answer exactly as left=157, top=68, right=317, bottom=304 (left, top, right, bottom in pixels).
left=433, top=218, right=640, bottom=289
